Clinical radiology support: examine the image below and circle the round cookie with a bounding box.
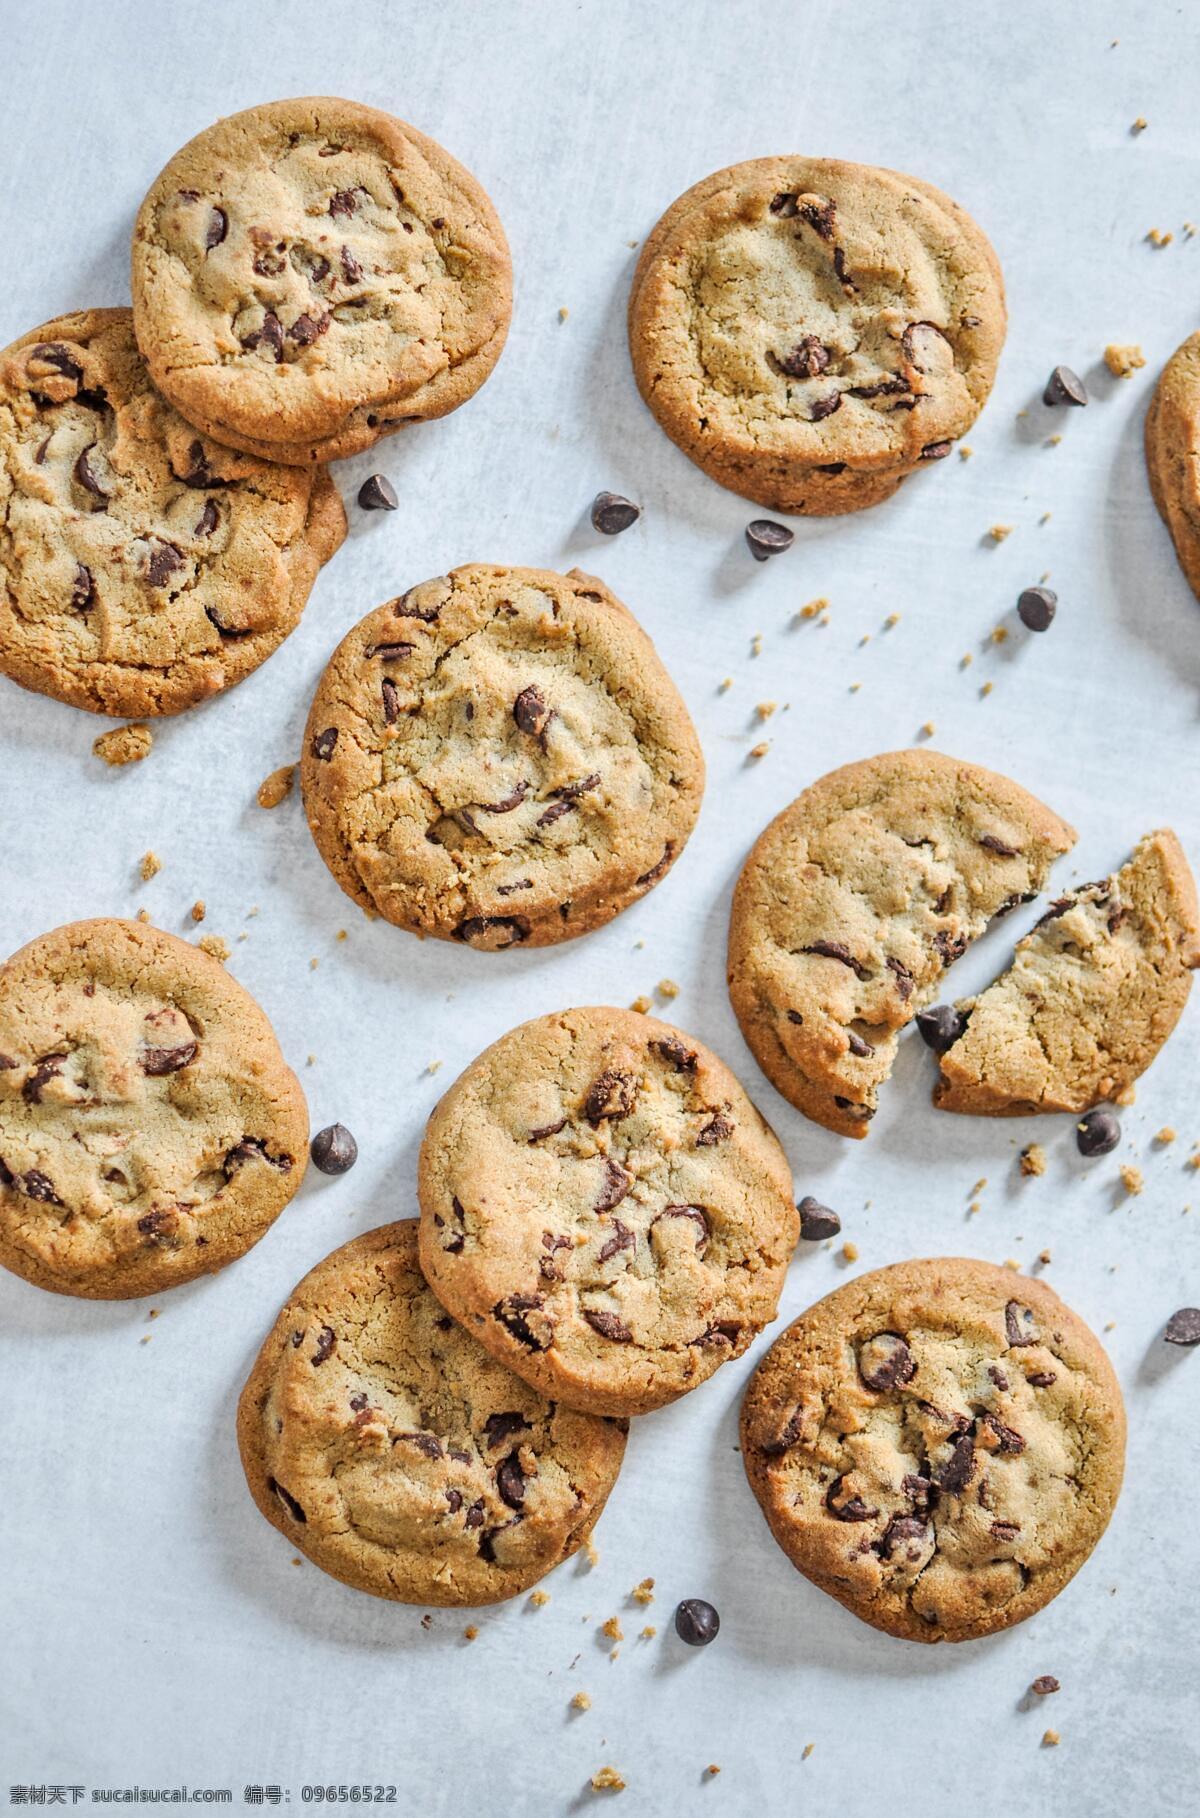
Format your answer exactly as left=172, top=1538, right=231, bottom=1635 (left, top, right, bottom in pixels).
left=740, top=1258, right=1125, bottom=1643
left=418, top=1007, right=798, bottom=1418
left=238, top=1220, right=627, bottom=1605
left=629, top=157, right=1005, bottom=514
left=300, top=564, right=705, bottom=949
left=727, top=750, right=1076, bottom=1138
left=0, top=309, right=345, bottom=717
left=0, top=918, right=307, bottom=1298
left=131, top=97, right=511, bottom=465
left=1146, top=332, right=1200, bottom=601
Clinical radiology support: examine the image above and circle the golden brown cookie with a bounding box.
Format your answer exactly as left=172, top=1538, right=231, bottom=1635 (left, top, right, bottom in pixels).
left=0, top=309, right=344, bottom=717
left=0, top=918, right=307, bottom=1298
left=238, top=1220, right=627, bottom=1605
left=934, top=829, right=1200, bottom=1115
left=741, top=1259, right=1125, bottom=1643
left=629, top=157, right=1005, bottom=514
left=417, top=1007, right=798, bottom=1418
left=300, top=564, right=705, bottom=949
left=131, top=97, right=511, bottom=465
left=1146, top=332, right=1200, bottom=600
left=727, top=750, right=1076, bottom=1138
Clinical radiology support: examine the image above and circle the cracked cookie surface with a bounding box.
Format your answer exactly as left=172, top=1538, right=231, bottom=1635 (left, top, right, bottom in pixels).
left=741, top=1258, right=1125, bottom=1643
left=417, top=1007, right=798, bottom=1417
left=132, top=97, right=511, bottom=465
left=629, top=157, right=1005, bottom=514
left=1145, top=332, right=1200, bottom=602
left=0, top=918, right=307, bottom=1298
left=935, top=829, right=1200, bottom=1116
left=300, top=564, right=705, bottom=949
left=0, top=309, right=345, bottom=716
left=237, top=1219, right=627, bottom=1605
left=727, top=750, right=1076, bottom=1138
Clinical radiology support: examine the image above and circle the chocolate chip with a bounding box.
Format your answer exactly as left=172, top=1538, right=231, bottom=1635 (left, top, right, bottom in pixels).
left=825, top=1475, right=879, bottom=1522
left=1165, top=1307, right=1200, bottom=1346
left=1027, top=1370, right=1057, bottom=1387
left=496, top=1453, right=527, bottom=1509
left=847, top=376, right=909, bottom=400
left=398, top=1431, right=442, bottom=1459
left=140, top=1041, right=197, bottom=1076
left=241, top=312, right=284, bottom=361
left=358, top=474, right=398, bottom=512
left=801, top=940, right=870, bottom=980
left=205, top=207, right=228, bottom=250
left=1076, top=1105, right=1120, bottom=1156
left=761, top=1409, right=805, bottom=1456
left=495, top=1293, right=552, bottom=1350
left=340, top=245, right=363, bottom=284
left=223, top=1137, right=292, bottom=1177
left=1031, top=1675, right=1060, bottom=1696
left=594, top=1158, right=632, bottom=1213
left=513, top=685, right=550, bottom=737
left=22, top=1054, right=66, bottom=1102
left=444, top=1488, right=463, bottom=1513
left=933, top=930, right=967, bottom=966
left=988, top=1366, right=1009, bottom=1390
left=797, top=1196, right=841, bottom=1241
left=1043, top=365, right=1087, bottom=407
left=311, top=1326, right=336, bottom=1365
left=932, top=1434, right=976, bottom=1494
left=146, top=543, right=183, bottom=588
left=886, top=957, right=914, bottom=1000
left=20, top=1170, right=63, bottom=1205
left=584, top=1069, right=637, bottom=1125
left=1004, top=1301, right=1039, bottom=1347
left=464, top=1499, right=486, bottom=1530
left=453, top=915, right=530, bottom=948
left=696, top=1113, right=733, bottom=1146
left=981, top=1412, right=1025, bottom=1453
left=979, top=833, right=1020, bottom=857
left=381, top=678, right=401, bottom=724
left=846, top=1030, right=874, bottom=1058
left=73, top=444, right=109, bottom=502
left=310, top=1123, right=358, bottom=1175
left=590, top=491, right=641, bottom=535
left=289, top=312, right=328, bottom=347
left=769, top=192, right=799, bottom=217
left=582, top=1307, right=632, bottom=1343
left=349, top=1391, right=369, bottom=1411
left=136, top=1207, right=177, bottom=1242
left=674, top=1598, right=720, bottom=1647
left=597, top=1218, right=636, bottom=1264
left=877, top=1514, right=930, bottom=1560
left=34, top=342, right=84, bottom=381
left=635, top=843, right=674, bottom=886
left=329, top=188, right=359, bottom=218
left=858, top=1332, right=916, bottom=1393
left=745, top=519, right=794, bottom=562
left=775, top=336, right=830, bottom=379
left=1018, top=585, right=1057, bottom=632
left=528, top=1117, right=567, bottom=1142
left=799, top=197, right=836, bottom=238
left=268, top=1477, right=306, bottom=1523
left=483, top=1412, right=530, bottom=1451
left=989, top=1520, right=1021, bottom=1541
left=311, top=727, right=339, bottom=761
left=194, top=500, right=219, bottom=538
left=652, top=1205, right=709, bottom=1255
left=902, top=1473, right=937, bottom=1515
left=649, top=1035, right=697, bottom=1073
left=809, top=390, right=842, bottom=421
left=920, top=440, right=954, bottom=460
left=915, top=1004, right=967, bottom=1053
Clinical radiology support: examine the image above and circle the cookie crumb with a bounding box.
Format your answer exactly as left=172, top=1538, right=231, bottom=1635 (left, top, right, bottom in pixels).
left=630, top=995, right=651, bottom=1014
left=918, top=721, right=935, bottom=739
left=750, top=633, right=762, bottom=656
left=795, top=596, right=829, bottom=622
left=256, top=764, right=295, bottom=809
left=705, top=1765, right=721, bottom=1778
left=601, top=1617, right=624, bottom=1643
left=756, top=701, right=777, bottom=720
left=988, top=524, right=1013, bottom=542
left=136, top=909, right=152, bottom=925
left=718, top=676, right=732, bottom=693
left=1037, top=1248, right=1052, bottom=1266
left=139, top=851, right=161, bottom=881
left=1147, top=227, right=1173, bottom=247
left=558, top=305, right=569, bottom=322
left=197, top=935, right=231, bottom=963
left=1120, top=1164, right=1143, bottom=1196
left=632, top=1578, right=655, bottom=1604
left=842, top=1241, right=859, bottom=1263
left=1132, top=115, right=1147, bottom=132
left=571, top=1691, right=591, bottom=1711
left=590, top=1768, right=625, bottom=1793
left=1003, top=1257, right=1021, bottom=1272
left=426, top=1059, right=443, bottom=1075
left=802, top=1744, right=815, bottom=1761
left=1104, top=343, right=1145, bottom=377
left=639, top=1625, right=657, bottom=1639
left=961, top=651, right=974, bottom=667
left=529, top=1589, right=550, bottom=1608
left=748, top=741, right=770, bottom=759
left=1041, top=1730, right=1060, bottom=1748
left=463, top=1625, right=478, bottom=1641
left=971, top=1177, right=989, bottom=1195
left=336, top=928, right=348, bottom=943
left=991, top=626, right=1009, bottom=644
left=1019, top=1144, right=1047, bottom=1178
left=94, top=723, right=152, bottom=767
left=657, top=979, right=679, bottom=1000
left=1155, top=1126, right=1177, bottom=1145
left=959, top=445, right=973, bottom=460
left=190, top=900, right=206, bottom=924
left=1185, top=222, right=1198, bottom=240
left=980, top=681, right=994, bottom=697
left=585, top=1538, right=600, bottom=1567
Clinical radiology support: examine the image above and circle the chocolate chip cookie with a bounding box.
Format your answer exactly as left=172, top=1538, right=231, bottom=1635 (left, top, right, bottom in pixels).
left=741, top=1258, right=1125, bottom=1643
left=629, top=157, right=1005, bottom=514
left=727, top=750, right=1076, bottom=1138
left=0, top=308, right=345, bottom=717
left=132, top=97, right=511, bottom=465
left=1145, top=332, right=1200, bottom=602
left=238, top=1220, right=627, bottom=1605
left=300, top=564, right=705, bottom=949
left=0, top=918, right=307, bottom=1298
left=934, top=829, right=1200, bottom=1115
left=417, top=1007, right=798, bottom=1418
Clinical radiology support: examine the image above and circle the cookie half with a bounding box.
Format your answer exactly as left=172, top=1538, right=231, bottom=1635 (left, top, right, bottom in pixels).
left=0, top=919, right=307, bottom=1298
left=727, top=750, right=1076, bottom=1138
left=238, top=1220, right=627, bottom=1605
left=629, top=157, right=1005, bottom=514
left=934, top=829, right=1200, bottom=1115
left=301, top=564, right=705, bottom=949
left=741, top=1258, right=1125, bottom=1643
left=0, top=309, right=345, bottom=717
left=1145, top=332, right=1200, bottom=600
left=132, top=97, right=511, bottom=465
left=418, top=1007, right=798, bottom=1418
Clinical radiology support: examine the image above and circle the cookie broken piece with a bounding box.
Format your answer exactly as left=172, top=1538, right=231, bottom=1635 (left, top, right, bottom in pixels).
left=237, top=1220, right=626, bottom=1604
left=934, top=830, right=1200, bottom=1116
left=740, top=1259, right=1125, bottom=1643
left=727, top=750, right=1076, bottom=1138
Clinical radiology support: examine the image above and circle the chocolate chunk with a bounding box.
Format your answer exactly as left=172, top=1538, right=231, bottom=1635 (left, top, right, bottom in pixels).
left=381, top=677, right=401, bottom=724
left=268, top=1477, right=306, bottom=1523
left=920, top=440, right=954, bottom=460
left=311, top=1326, right=336, bottom=1365
left=901, top=321, right=950, bottom=370
left=932, top=1434, right=976, bottom=1494
left=495, top=1293, right=552, bottom=1350
left=590, top=491, right=641, bottom=535
left=1027, top=1370, right=1057, bottom=1387
left=340, top=245, right=363, bottom=283
left=745, top=519, right=794, bottom=562
left=582, top=1307, right=633, bottom=1343
left=989, top=1520, right=1021, bottom=1541
left=194, top=500, right=219, bottom=537
left=1075, top=1105, right=1120, bottom=1157
left=358, top=473, right=398, bottom=512
left=584, top=1069, right=637, bottom=1124
left=146, top=543, right=183, bottom=588
left=776, top=336, right=830, bottom=379
left=988, top=1366, right=1010, bottom=1390
left=825, top=1475, right=879, bottom=1522
left=528, top=1117, right=567, bottom=1142
left=1165, top=1307, right=1200, bottom=1346
left=1031, top=1675, right=1060, bottom=1696
left=801, top=939, right=870, bottom=980
left=878, top=1514, right=931, bottom=1560
left=444, top=1487, right=463, bottom=1513
left=140, top=1041, right=197, bottom=1076
left=981, top=1412, right=1025, bottom=1453
left=847, top=376, right=909, bottom=400
left=289, top=312, right=328, bottom=347
left=915, top=1003, right=967, bottom=1052
left=496, top=1453, right=527, bottom=1509
left=652, top=1205, right=709, bottom=1255
left=769, top=192, right=799, bottom=216
left=22, top=1054, right=66, bottom=1103
left=329, top=188, right=359, bottom=218
left=513, top=685, right=550, bottom=736
left=886, top=957, right=914, bottom=1000
left=902, top=1473, right=937, bottom=1515
left=20, top=1170, right=63, bottom=1205
left=204, top=207, right=228, bottom=250
left=933, top=930, right=967, bottom=966
left=761, top=1408, right=805, bottom=1456
left=349, top=1391, right=369, bottom=1412
left=1018, top=585, right=1057, bottom=632
left=858, top=1332, right=916, bottom=1393
left=693, top=1320, right=741, bottom=1348
left=1043, top=365, right=1088, bottom=407
left=809, top=390, right=842, bottom=421
left=595, top=1158, right=632, bottom=1213
left=597, top=1218, right=636, bottom=1264
left=453, top=915, right=530, bottom=948
left=241, top=312, right=284, bottom=361
left=478, top=1518, right=521, bottom=1563
left=397, top=1431, right=442, bottom=1460
left=979, top=833, right=1020, bottom=857
left=311, top=727, right=339, bottom=761
left=73, top=444, right=109, bottom=502
left=479, top=781, right=529, bottom=815
left=482, top=1412, right=529, bottom=1453
left=636, top=843, right=674, bottom=886
left=1004, top=1301, right=1039, bottom=1347
left=310, top=1123, right=358, bottom=1175
left=223, top=1137, right=292, bottom=1177
left=832, top=247, right=855, bottom=289
left=136, top=1208, right=176, bottom=1242
left=649, top=1035, right=697, bottom=1073
left=674, top=1598, right=720, bottom=1647
left=696, top=1113, right=733, bottom=1145
left=464, top=1499, right=485, bottom=1529
left=797, top=1196, right=841, bottom=1241
left=846, top=1030, right=874, bottom=1058
left=34, top=342, right=84, bottom=381
left=798, top=197, right=836, bottom=238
